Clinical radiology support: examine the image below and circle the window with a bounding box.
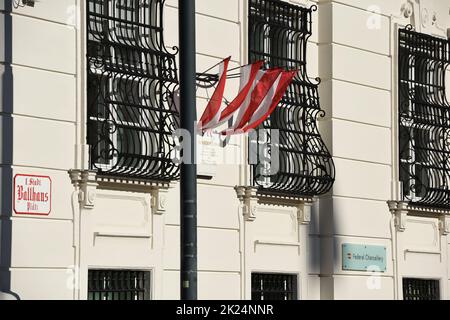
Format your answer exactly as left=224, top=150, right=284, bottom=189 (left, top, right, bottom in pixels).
left=398, top=26, right=450, bottom=208
left=251, top=273, right=297, bottom=300
left=88, top=270, right=151, bottom=300
left=248, top=0, right=334, bottom=196
left=87, top=0, right=180, bottom=181
left=403, top=278, right=440, bottom=300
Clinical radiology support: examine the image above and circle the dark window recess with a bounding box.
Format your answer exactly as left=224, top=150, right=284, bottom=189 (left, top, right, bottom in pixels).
left=251, top=273, right=297, bottom=300
left=248, top=0, right=334, bottom=196
left=87, top=0, right=180, bottom=181
left=88, top=270, right=151, bottom=300
left=398, top=26, right=450, bottom=208
left=403, top=278, right=440, bottom=300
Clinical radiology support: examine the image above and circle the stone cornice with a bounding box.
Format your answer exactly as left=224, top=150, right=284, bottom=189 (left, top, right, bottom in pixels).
left=96, top=175, right=171, bottom=191
left=387, top=200, right=450, bottom=235
left=235, top=186, right=315, bottom=224
left=68, top=170, right=171, bottom=214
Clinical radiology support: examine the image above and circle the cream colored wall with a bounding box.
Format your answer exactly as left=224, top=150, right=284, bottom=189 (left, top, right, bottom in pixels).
left=161, top=0, right=322, bottom=300
left=0, top=0, right=78, bottom=299
left=161, top=0, right=243, bottom=300
left=318, top=0, right=395, bottom=300
left=1, top=0, right=450, bottom=300
left=77, top=188, right=165, bottom=299
left=318, top=0, right=450, bottom=300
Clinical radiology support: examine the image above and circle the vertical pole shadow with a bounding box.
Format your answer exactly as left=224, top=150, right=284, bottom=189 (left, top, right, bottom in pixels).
left=0, top=0, right=19, bottom=300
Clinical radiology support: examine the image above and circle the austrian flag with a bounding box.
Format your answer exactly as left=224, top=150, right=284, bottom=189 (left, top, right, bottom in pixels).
left=198, top=57, right=297, bottom=135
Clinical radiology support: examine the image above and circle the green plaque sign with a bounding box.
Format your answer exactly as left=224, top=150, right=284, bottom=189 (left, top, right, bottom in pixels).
left=342, top=244, right=387, bottom=272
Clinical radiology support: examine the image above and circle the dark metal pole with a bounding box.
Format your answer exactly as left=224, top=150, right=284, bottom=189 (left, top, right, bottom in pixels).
left=179, top=0, right=197, bottom=300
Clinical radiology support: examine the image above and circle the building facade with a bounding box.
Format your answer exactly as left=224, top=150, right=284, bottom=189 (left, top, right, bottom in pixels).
left=1, top=0, right=450, bottom=300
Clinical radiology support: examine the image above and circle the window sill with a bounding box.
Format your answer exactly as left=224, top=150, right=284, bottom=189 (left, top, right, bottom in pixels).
left=235, top=186, right=315, bottom=223
left=387, top=200, right=450, bottom=235
left=96, top=174, right=171, bottom=193
left=69, top=170, right=172, bottom=214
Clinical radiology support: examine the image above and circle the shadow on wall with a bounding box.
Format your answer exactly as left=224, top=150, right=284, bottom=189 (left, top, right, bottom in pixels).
left=0, top=0, right=19, bottom=300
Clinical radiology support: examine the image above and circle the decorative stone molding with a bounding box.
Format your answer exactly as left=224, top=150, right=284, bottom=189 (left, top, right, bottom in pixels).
left=235, top=186, right=259, bottom=221
left=399, top=0, right=448, bottom=36
left=439, top=215, right=450, bottom=236
left=387, top=200, right=450, bottom=234
left=151, top=186, right=170, bottom=215
left=235, top=186, right=315, bottom=224
left=96, top=175, right=170, bottom=190
left=401, top=0, right=414, bottom=19
left=69, top=169, right=171, bottom=213
left=297, top=201, right=313, bottom=225
left=69, top=170, right=99, bottom=209
left=387, top=201, right=409, bottom=232
left=421, top=7, right=430, bottom=27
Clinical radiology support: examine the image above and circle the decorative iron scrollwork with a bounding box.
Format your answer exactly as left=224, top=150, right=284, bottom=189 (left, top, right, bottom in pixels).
left=87, top=0, right=179, bottom=181
left=399, top=27, right=450, bottom=208
left=248, top=0, right=335, bottom=196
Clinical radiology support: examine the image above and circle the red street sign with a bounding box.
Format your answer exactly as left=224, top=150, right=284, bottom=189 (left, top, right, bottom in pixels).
left=13, top=174, right=52, bottom=216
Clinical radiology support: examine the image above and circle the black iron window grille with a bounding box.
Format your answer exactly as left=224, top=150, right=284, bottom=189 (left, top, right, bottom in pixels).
left=88, top=269, right=151, bottom=300
left=403, top=278, right=440, bottom=300
left=251, top=273, right=297, bottom=300
left=87, top=0, right=179, bottom=181
left=248, top=0, right=335, bottom=196
left=398, top=26, right=450, bottom=208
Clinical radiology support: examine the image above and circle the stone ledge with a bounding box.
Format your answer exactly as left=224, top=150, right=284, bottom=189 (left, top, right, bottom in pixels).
left=68, top=169, right=171, bottom=215
left=235, top=186, right=315, bottom=224
left=387, top=200, right=450, bottom=235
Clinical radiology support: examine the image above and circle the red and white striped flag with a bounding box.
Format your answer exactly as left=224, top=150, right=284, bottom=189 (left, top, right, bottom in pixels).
left=238, top=70, right=296, bottom=133
left=197, top=57, right=297, bottom=135
left=198, top=57, right=231, bottom=129
left=202, top=60, right=264, bottom=130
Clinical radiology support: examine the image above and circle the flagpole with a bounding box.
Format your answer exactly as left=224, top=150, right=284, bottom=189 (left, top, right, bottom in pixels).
left=178, top=0, right=198, bottom=300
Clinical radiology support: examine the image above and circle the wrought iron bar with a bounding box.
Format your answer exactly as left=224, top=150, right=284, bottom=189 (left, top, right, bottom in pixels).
left=86, top=0, right=180, bottom=181
left=251, top=273, right=298, bottom=300
left=398, top=26, right=450, bottom=208
left=403, top=278, right=440, bottom=300
left=248, top=0, right=335, bottom=196
left=88, top=270, right=151, bottom=300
